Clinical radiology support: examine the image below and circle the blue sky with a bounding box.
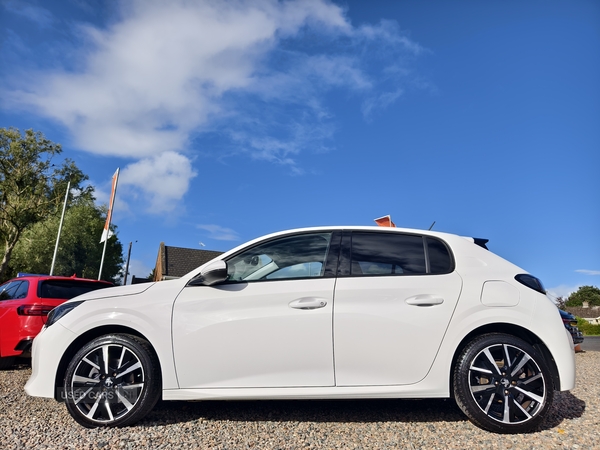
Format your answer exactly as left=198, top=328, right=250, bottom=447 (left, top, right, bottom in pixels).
left=1, top=0, right=598, bottom=298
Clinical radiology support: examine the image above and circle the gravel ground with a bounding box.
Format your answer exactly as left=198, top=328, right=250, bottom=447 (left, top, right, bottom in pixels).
left=1, top=352, right=599, bottom=450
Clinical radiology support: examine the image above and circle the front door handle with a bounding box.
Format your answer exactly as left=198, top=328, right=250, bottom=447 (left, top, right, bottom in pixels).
left=405, top=294, right=444, bottom=306
left=289, top=297, right=328, bottom=310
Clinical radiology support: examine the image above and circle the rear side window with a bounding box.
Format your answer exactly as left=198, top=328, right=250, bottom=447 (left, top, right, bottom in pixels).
left=0, top=281, right=30, bottom=300
left=350, top=232, right=453, bottom=277
left=351, top=233, right=426, bottom=275
left=39, top=280, right=111, bottom=299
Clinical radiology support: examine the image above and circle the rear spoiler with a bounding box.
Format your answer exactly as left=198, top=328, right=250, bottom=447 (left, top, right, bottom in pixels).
left=473, top=238, right=489, bottom=250
left=461, top=236, right=489, bottom=250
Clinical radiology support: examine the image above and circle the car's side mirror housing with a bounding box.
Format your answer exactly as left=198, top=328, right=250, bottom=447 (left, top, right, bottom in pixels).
left=188, top=260, right=228, bottom=286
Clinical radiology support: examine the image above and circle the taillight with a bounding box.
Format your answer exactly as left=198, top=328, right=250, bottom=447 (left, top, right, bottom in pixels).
left=561, top=317, right=578, bottom=327
left=515, top=274, right=546, bottom=294
left=16, top=305, right=54, bottom=316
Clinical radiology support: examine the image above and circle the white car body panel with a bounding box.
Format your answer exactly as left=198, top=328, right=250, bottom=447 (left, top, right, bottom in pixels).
left=172, top=278, right=335, bottom=388
left=25, top=225, right=576, bottom=412
left=334, top=272, right=462, bottom=386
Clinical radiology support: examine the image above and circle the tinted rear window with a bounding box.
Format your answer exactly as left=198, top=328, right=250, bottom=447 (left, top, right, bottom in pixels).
left=39, top=280, right=111, bottom=300
left=348, top=232, right=454, bottom=277
left=351, top=233, right=427, bottom=275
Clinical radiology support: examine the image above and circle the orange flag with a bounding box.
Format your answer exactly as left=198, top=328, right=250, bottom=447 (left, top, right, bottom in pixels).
left=100, top=169, right=119, bottom=243
left=374, top=215, right=396, bottom=227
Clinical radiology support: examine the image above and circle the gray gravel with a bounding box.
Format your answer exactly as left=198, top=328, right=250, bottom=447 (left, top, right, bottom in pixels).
left=1, top=352, right=599, bottom=450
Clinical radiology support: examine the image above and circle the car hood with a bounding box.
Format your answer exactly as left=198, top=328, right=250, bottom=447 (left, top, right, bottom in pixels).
left=72, top=282, right=156, bottom=302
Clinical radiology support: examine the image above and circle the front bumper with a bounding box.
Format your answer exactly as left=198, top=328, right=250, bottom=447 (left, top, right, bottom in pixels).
left=24, top=323, right=76, bottom=399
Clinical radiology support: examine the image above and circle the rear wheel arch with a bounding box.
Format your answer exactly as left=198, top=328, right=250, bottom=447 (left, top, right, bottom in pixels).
left=54, top=325, right=162, bottom=401
left=452, top=332, right=555, bottom=433
left=449, top=323, right=561, bottom=395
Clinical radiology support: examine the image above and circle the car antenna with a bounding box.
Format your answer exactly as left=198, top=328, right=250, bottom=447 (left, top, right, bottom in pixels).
left=428, top=221, right=436, bottom=230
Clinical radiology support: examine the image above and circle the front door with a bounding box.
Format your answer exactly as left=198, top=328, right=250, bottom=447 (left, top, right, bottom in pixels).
left=172, top=231, right=339, bottom=389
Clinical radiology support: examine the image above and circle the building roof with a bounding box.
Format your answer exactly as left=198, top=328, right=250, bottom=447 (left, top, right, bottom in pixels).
left=155, top=242, right=223, bottom=280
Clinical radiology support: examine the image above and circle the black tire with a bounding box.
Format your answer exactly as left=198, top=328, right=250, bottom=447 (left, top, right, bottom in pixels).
left=0, top=356, right=16, bottom=370
left=453, top=333, right=554, bottom=434
left=63, top=334, right=161, bottom=428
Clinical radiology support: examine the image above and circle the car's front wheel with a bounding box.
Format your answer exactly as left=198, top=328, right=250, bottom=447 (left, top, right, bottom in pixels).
left=63, top=334, right=161, bottom=428
left=453, top=333, right=554, bottom=434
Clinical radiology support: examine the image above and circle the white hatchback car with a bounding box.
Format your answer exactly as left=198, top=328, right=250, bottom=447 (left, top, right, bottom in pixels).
left=25, top=226, right=575, bottom=433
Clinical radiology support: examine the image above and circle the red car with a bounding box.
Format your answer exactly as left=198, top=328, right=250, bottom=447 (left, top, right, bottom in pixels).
left=0, top=275, right=113, bottom=369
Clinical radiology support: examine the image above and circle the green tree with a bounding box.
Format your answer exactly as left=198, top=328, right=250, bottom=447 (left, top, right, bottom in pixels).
left=0, top=128, right=91, bottom=280
left=8, top=199, right=124, bottom=282
left=566, top=285, right=600, bottom=307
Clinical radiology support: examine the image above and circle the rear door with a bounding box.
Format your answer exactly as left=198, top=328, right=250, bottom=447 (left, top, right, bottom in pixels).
left=333, top=231, right=462, bottom=386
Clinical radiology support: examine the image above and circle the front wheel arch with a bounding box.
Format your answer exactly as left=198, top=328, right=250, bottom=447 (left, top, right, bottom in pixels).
left=63, top=333, right=161, bottom=427
left=54, top=325, right=161, bottom=401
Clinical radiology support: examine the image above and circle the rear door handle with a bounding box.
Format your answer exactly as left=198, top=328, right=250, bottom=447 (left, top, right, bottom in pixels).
left=405, top=294, right=444, bottom=306
left=289, top=297, right=328, bottom=310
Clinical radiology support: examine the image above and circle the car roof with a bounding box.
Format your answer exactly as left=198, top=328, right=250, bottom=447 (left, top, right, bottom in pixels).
left=250, top=225, right=463, bottom=239
left=6, top=275, right=113, bottom=285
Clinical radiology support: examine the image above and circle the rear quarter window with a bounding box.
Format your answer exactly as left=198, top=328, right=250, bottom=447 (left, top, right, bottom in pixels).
left=426, top=237, right=454, bottom=274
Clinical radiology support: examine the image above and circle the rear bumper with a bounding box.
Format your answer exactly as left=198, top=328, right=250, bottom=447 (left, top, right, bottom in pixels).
left=14, top=338, right=33, bottom=353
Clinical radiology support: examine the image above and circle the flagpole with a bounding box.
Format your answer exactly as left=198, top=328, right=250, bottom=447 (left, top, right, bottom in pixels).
left=98, top=233, right=109, bottom=280
left=50, top=179, right=70, bottom=276
left=98, top=169, right=120, bottom=280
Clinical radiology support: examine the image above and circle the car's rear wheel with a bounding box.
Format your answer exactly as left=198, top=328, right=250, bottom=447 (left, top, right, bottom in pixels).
left=0, top=356, right=16, bottom=370
left=63, top=334, right=161, bottom=428
left=453, top=333, right=554, bottom=434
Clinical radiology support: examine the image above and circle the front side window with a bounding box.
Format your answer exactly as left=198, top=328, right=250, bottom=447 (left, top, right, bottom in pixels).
left=227, top=232, right=333, bottom=282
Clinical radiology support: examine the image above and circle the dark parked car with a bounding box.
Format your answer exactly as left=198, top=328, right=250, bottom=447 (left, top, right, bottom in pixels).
left=560, top=309, right=584, bottom=345
left=0, top=275, right=113, bottom=369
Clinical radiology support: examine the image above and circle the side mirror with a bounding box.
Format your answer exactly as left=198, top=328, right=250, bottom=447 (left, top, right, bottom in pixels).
left=188, top=260, right=228, bottom=286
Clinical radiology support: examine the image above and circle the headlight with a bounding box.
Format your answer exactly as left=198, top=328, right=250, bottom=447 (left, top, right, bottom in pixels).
left=46, top=301, right=85, bottom=327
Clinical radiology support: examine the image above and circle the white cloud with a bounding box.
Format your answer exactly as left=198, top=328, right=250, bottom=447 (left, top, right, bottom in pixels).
left=4, top=0, right=425, bottom=211
left=576, top=269, right=600, bottom=276
left=120, top=152, right=197, bottom=213
left=197, top=224, right=240, bottom=241
left=362, top=88, right=404, bottom=119
left=7, top=0, right=352, bottom=158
